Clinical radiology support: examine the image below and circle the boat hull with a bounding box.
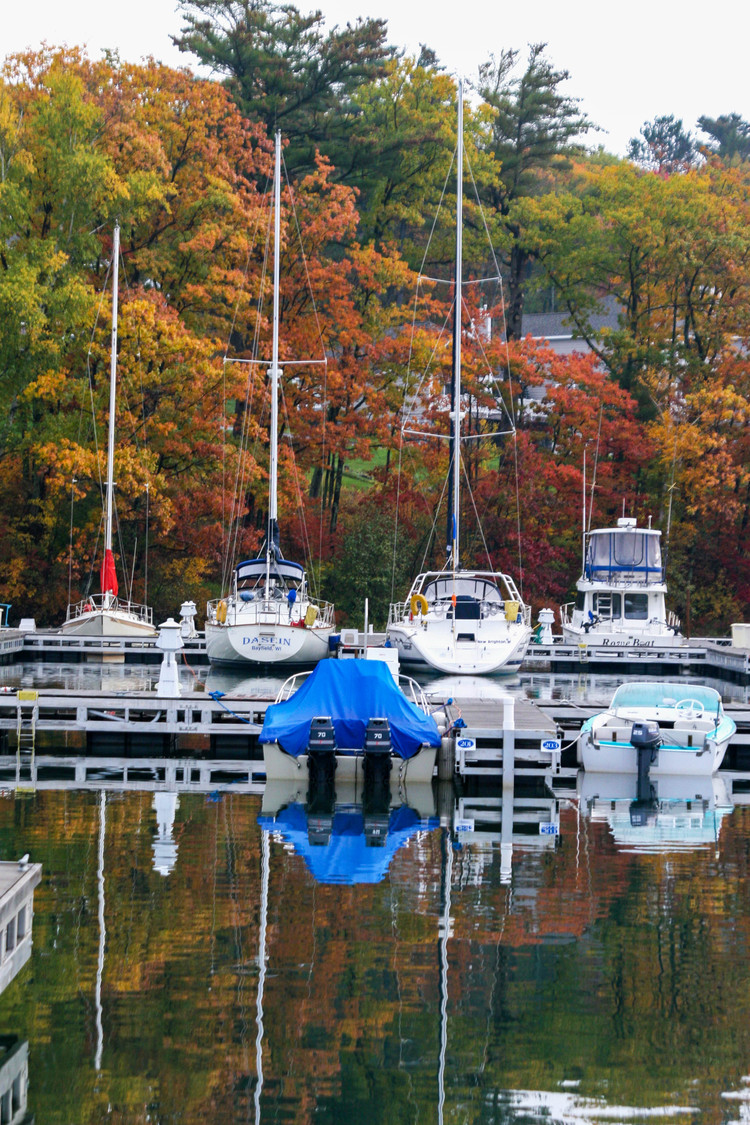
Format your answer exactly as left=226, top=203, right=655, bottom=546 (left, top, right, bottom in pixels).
left=562, top=626, right=686, bottom=647
left=580, top=733, right=729, bottom=776
left=205, top=620, right=333, bottom=666
left=387, top=620, right=530, bottom=675
left=60, top=611, right=156, bottom=638
left=262, top=741, right=437, bottom=782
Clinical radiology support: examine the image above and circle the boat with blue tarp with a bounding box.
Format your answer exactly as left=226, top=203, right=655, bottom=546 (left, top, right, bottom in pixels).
left=259, top=659, right=443, bottom=781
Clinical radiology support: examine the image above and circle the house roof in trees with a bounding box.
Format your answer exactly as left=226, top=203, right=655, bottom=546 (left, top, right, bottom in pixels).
left=521, top=295, right=621, bottom=353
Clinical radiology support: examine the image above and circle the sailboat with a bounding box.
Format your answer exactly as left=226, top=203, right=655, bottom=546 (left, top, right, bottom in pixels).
left=204, top=132, right=335, bottom=667
left=386, top=82, right=531, bottom=675
left=61, top=223, right=156, bottom=637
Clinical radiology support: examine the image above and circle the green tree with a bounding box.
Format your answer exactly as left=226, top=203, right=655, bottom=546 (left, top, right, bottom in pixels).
left=627, top=114, right=698, bottom=174
left=697, top=112, right=750, bottom=161
left=173, top=0, right=395, bottom=175
left=477, top=43, right=593, bottom=339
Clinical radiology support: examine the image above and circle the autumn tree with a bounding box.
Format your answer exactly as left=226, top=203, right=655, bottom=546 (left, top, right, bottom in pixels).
left=627, top=114, right=698, bottom=174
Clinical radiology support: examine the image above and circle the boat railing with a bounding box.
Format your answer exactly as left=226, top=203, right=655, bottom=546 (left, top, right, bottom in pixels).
left=66, top=595, right=153, bottom=625
left=207, top=596, right=335, bottom=629
left=275, top=671, right=312, bottom=702
left=389, top=599, right=531, bottom=627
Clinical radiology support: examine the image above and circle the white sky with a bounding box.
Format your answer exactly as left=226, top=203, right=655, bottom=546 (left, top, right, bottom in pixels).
left=3, top=0, right=748, bottom=155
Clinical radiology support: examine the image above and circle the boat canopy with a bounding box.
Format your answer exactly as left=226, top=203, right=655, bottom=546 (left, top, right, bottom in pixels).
left=585, top=528, right=663, bottom=582
left=422, top=576, right=503, bottom=603
left=257, top=803, right=438, bottom=884
left=259, top=659, right=442, bottom=759
left=236, top=557, right=304, bottom=586
left=610, top=682, right=722, bottom=713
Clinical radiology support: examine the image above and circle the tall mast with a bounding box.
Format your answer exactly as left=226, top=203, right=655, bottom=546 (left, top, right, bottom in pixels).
left=267, top=131, right=281, bottom=558
left=447, top=80, right=463, bottom=568
left=105, top=222, right=119, bottom=559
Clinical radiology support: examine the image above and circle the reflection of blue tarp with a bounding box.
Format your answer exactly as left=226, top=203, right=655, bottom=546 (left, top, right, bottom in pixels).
left=259, top=660, right=442, bottom=760
left=258, top=803, right=439, bottom=884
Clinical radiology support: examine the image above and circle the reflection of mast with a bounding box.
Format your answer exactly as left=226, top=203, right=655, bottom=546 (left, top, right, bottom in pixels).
left=437, top=827, right=453, bottom=1125
left=95, top=790, right=106, bottom=1072
left=255, top=827, right=270, bottom=1123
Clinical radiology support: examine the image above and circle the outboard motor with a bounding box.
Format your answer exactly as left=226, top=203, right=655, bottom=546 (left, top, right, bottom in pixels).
left=630, top=719, right=661, bottom=797
left=363, top=717, right=392, bottom=837
left=308, top=716, right=337, bottom=785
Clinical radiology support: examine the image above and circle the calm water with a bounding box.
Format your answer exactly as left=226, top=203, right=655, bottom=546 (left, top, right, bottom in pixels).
left=1, top=664, right=750, bottom=1122
left=0, top=776, right=749, bottom=1123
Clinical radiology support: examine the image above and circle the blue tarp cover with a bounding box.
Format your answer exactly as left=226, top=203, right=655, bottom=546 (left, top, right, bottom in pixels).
left=258, top=803, right=438, bottom=884
left=259, top=659, right=442, bottom=759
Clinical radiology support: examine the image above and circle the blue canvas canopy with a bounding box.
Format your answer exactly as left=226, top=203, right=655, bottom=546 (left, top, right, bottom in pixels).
left=258, top=803, right=439, bottom=884
left=259, top=659, right=442, bottom=760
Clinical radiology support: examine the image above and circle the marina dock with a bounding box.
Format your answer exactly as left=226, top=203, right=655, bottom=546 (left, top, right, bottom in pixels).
left=3, top=627, right=750, bottom=680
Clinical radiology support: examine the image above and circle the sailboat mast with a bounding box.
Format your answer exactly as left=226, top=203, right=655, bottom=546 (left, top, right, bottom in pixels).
left=105, top=223, right=119, bottom=558
left=448, top=80, right=463, bottom=568
left=267, top=131, right=281, bottom=558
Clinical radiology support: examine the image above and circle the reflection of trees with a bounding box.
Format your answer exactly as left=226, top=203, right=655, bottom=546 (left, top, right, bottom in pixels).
left=0, top=795, right=748, bottom=1121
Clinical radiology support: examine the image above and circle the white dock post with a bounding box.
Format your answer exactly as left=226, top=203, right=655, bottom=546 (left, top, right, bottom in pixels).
left=502, top=695, right=515, bottom=788
left=537, top=608, right=555, bottom=644
left=155, top=618, right=183, bottom=698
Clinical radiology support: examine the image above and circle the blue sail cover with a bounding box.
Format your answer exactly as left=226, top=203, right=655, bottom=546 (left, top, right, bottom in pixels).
left=259, top=659, right=442, bottom=759
left=258, top=803, right=439, bottom=884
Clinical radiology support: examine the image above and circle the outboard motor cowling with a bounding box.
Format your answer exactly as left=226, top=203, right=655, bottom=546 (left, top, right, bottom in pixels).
left=364, top=717, right=392, bottom=760
left=630, top=719, right=661, bottom=794
left=308, top=716, right=337, bottom=783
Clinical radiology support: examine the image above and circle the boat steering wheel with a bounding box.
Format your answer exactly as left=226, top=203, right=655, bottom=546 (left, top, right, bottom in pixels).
left=675, top=698, right=705, bottom=719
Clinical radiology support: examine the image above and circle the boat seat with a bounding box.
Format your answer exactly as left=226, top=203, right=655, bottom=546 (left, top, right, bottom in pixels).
left=673, top=718, right=714, bottom=732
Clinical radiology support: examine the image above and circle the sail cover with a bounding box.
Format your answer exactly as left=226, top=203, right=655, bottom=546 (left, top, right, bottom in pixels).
left=258, top=803, right=438, bottom=884
left=100, top=548, right=119, bottom=596
left=260, top=659, right=442, bottom=760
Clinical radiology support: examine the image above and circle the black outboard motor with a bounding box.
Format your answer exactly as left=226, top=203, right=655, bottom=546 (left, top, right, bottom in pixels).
left=363, top=717, right=392, bottom=840
left=308, top=715, right=337, bottom=785
left=630, top=719, right=661, bottom=800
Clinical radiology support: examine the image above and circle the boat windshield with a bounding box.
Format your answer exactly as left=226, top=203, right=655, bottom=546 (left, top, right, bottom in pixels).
left=236, top=558, right=304, bottom=592
left=611, top=682, right=722, bottom=712
left=422, top=577, right=503, bottom=604
left=585, top=530, right=663, bottom=582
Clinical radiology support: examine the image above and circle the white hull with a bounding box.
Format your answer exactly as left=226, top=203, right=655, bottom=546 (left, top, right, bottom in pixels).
left=262, top=741, right=437, bottom=782
left=60, top=610, right=156, bottom=638
left=562, top=625, right=686, bottom=647
left=205, top=620, right=332, bottom=666
left=580, top=733, right=729, bottom=776
left=387, top=619, right=530, bottom=675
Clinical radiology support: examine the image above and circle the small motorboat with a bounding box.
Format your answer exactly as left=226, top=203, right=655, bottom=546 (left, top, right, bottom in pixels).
left=580, top=681, right=736, bottom=777
left=259, top=659, right=445, bottom=782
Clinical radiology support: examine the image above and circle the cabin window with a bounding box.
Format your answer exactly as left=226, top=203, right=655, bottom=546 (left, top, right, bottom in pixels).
left=624, top=593, right=649, bottom=620
left=575, top=591, right=585, bottom=611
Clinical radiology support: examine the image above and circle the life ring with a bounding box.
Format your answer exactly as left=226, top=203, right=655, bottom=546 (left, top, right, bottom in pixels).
left=216, top=600, right=227, bottom=624
left=410, top=593, right=429, bottom=617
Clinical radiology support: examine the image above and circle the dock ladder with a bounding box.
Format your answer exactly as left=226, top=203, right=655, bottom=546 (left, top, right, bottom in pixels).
left=15, top=690, right=38, bottom=793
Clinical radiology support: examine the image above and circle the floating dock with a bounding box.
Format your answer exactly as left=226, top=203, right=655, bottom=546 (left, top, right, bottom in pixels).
left=2, top=628, right=750, bottom=681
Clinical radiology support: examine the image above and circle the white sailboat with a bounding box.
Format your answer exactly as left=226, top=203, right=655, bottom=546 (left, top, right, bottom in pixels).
left=205, top=132, right=335, bottom=667
left=62, top=223, right=155, bottom=637
left=386, top=82, right=531, bottom=675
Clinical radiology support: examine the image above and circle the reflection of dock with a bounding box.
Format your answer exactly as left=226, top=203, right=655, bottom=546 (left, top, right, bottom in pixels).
left=0, top=754, right=266, bottom=793
left=0, top=1037, right=31, bottom=1124
left=0, top=859, right=41, bottom=996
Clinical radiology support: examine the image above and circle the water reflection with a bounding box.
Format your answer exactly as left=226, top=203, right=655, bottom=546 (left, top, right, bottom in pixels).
left=259, top=778, right=438, bottom=885
left=0, top=775, right=748, bottom=1120
left=579, top=770, right=734, bottom=852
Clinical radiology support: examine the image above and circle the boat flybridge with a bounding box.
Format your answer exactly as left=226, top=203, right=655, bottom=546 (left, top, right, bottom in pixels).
left=385, top=80, right=531, bottom=676
left=560, top=518, right=683, bottom=647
